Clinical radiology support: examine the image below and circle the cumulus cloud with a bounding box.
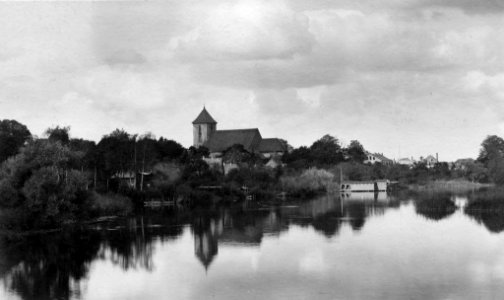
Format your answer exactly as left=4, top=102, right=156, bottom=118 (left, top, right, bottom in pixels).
left=1, top=0, right=504, bottom=160
left=418, top=0, right=504, bottom=14
left=290, top=0, right=504, bottom=15
left=171, top=0, right=314, bottom=61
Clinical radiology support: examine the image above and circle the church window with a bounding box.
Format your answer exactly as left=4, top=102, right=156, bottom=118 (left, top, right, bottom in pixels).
left=198, top=125, right=202, bottom=140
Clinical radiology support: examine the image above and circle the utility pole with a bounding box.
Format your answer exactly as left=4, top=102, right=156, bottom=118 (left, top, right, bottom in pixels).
left=140, top=144, right=146, bottom=192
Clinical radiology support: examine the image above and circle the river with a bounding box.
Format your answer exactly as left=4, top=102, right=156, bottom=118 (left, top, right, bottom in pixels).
left=1, top=189, right=504, bottom=300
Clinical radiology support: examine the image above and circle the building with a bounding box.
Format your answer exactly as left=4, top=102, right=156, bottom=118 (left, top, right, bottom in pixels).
left=397, top=157, right=415, bottom=167
left=193, top=107, right=287, bottom=159
left=364, top=152, right=393, bottom=165
left=453, top=158, right=475, bottom=171
left=421, top=154, right=438, bottom=168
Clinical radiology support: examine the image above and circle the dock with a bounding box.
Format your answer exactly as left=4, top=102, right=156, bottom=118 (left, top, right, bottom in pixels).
left=340, top=180, right=389, bottom=192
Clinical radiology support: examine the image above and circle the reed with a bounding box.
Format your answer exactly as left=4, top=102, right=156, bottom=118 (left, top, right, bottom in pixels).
left=409, top=180, right=491, bottom=193
left=280, top=168, right=337, bottom=197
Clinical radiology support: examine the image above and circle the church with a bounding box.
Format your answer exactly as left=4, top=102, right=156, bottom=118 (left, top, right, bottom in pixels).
left=192, top=107, right=287, bottom=159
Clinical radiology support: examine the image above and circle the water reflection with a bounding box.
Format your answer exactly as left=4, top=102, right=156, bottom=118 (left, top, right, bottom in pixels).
left=190, top=193, right=399, bottom=269
left=193, top=216, right=220, bottom=270
left=3, top=189, right=504, bottom=299
left=0, top=230, right=100, bottom=300
left=413, top=192, right=458, bottom=221
left=0, top=218, right=184, bottom=300
left=465, top=189, right=504, bottom=233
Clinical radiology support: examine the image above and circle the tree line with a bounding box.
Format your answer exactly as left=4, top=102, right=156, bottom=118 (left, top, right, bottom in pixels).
left=0, top=120, right=186, bottom=229
left=1, top=118, right=503, bottom=229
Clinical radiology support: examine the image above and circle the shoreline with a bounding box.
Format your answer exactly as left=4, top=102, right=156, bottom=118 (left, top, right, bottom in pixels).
left=407, top=179, right=493, bottom=193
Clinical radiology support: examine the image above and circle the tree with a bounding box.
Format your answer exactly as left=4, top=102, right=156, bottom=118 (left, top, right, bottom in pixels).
left=478, top=135, right=504, bottom=184
left=478, top=135, right=504, bottom=166
left=95, top=129, right=136, bottom=178
left=222, top=144, right=261, bottom=167
left=310, top=134, right=344, bottom=166
left=278, top=139, right=293, bottom=153
left=136, top=134, right=160, bottom=191
left=0, top=139, right=90, bottom=228
left=0, top=119, right=31, bottom=162
left=69, top=138, right=96, bottom=170
left=157, top=138, right=184, bottom=161
left=346, top=140, right=367, bottom=163
left=180, top=146, right=210, bottom=178
left=45, top=126, right=70, bottom=145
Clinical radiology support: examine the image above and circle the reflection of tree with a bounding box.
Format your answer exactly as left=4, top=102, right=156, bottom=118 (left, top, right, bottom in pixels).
left=1, top=230, right=101, bottom=300
left=102, top=216, right=184, bottom=271
left=0, top=216, right=184, bottom=300
left=311, top=211, right=343, bottom=237
left=465, top=191, right=504, bottom=233
left=414, top=193, right=457, bottom=221
left=346, top=203, right=367, bottom=231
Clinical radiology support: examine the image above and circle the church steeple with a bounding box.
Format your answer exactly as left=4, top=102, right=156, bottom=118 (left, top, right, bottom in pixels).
left=193, top=106, right=217, bottom=125
left=193, top=107, right=217, bottom=147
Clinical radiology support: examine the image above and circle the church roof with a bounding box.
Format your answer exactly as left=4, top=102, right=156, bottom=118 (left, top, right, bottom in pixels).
left=258, top=138, right=287, bottom=153
left=204, top=129, right=262, bottom=153
left=193, top=107, right=217, bottom=124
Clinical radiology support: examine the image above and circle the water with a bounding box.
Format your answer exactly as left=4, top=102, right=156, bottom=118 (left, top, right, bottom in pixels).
left=1, top=190, right=504, bottom=300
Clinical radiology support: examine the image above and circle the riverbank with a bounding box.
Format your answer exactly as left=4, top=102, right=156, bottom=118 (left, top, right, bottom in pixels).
left=408, top=179, right=492, bottom=193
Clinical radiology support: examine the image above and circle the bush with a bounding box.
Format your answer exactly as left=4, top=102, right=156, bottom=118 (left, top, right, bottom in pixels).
left=89, top=192, right=133, bottom=217
left=280, top=168, right=335, bottom=197
left=225, top=168, right=276, bottom=190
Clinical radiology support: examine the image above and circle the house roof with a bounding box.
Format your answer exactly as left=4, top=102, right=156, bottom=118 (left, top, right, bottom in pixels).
left=204, top=129, right=262, bottom=153
left=398, top=158, right=414, bottom=164
left=193, top=107, right=217, bottom=124
left=366, top=152, right=392, bottom=162
left=341, top=180, right=390, bottom=184
left=373, top=153, right=392, bottom=162
left=258, top=138, right=287, bottom=153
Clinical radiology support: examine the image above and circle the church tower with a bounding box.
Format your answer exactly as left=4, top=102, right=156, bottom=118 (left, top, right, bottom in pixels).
left=193, top=107, right=217, bottom=148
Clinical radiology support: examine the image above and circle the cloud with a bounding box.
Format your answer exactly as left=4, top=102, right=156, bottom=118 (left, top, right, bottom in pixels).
left=104, top=50, right=146, bottom=66
left=1, top=0, right=504, bottom=160
left=171, top=0, right=314, bottom=61
left=289, top=0, right=504, bottom=15
left=418, top=0, right=504, bottom=14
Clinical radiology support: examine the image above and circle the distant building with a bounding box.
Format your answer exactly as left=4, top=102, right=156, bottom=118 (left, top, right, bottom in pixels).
left=193, top=107, right=287, bottom=158
left=364, top=152, right=393, bottom=165
left=397, top=157, right=415, bottom=167
left=453, top=158, right=477, bottom=171
left=421, top=154, right=439, bottom=168
left=258, top=138, right=288, bottom=158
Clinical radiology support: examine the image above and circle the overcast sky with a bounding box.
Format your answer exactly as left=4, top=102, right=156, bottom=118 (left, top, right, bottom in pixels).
left=1, top=0, right=504, bottom=161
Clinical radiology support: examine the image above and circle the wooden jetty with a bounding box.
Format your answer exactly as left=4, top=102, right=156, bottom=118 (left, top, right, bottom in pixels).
left=144, top=200, right=174, bottom=208
left=340, top=180, right=389, bottom=192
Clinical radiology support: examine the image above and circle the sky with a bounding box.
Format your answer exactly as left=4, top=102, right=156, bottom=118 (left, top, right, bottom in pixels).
left=1, top=0, right=504, bottom=161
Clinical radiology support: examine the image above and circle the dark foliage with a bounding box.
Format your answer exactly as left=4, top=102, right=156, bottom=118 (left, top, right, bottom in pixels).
left=0, top=119, right=31, bottom=163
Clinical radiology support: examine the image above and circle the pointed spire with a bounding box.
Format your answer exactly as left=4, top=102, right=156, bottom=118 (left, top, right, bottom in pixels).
left=193, top=107, right=217, bottom=124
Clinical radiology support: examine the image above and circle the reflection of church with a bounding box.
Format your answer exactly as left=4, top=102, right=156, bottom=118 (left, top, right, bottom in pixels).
left=193, top=217, right=222, bottom=270
left=192, top=208, right=272, bottom=271
left=191, top=194, right=399, bottom=271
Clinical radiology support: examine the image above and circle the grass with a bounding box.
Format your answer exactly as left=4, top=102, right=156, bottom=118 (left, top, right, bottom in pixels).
left=280, top=168, right=337, bottom=197
left=408, top=179, right=492, bottom=193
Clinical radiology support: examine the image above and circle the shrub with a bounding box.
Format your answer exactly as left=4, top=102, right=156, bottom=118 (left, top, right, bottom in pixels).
left=280, top=168, right=336, bottom=197
left=89, top=192, right=133, bottom=217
